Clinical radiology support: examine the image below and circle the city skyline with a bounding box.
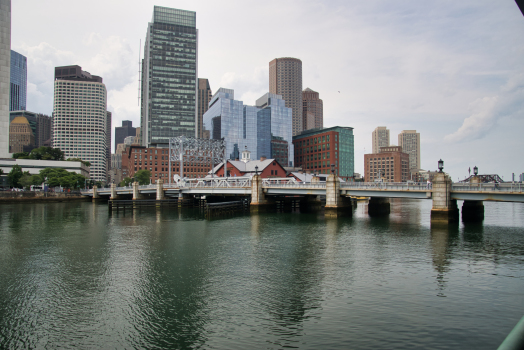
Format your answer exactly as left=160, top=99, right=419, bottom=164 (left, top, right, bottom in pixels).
left=9, top=0, right=524, bottom=179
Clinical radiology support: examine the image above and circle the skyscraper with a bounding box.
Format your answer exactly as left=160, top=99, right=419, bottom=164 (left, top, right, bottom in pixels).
left=269, top=57, right=302, bottom=136
left=52, top=65, right=108, bottom=181
left=141, top=6, right=198, bottom=148
left=372, top=126, right=390, bottom=154
left=9, top=50, right=26, bottom=111
left=0, top=0, right=11, bottom=158
left=398, top=130, right=420, bottom=171
left=302, top=88, right=323, bottom=131
left=114, top=120, right=136, bottom=152
left=9, top=110, right=52, bottom=147
left=106, top=111, right=112, bottom=179
left=203, top=88, right=294, bottom=165
left=197, top=78, right=212, bottom=139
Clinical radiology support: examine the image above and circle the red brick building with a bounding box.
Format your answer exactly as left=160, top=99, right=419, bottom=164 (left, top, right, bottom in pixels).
left=364, top=146, right=410, bottom=182
left=212, top=158, right=287, bottom=178
left=121, top=146, right=213, bottom=181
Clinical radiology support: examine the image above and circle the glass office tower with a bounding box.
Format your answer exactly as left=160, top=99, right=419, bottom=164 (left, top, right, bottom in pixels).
left=203, top=89, right=293, bottom=166
left=141, top=6, right=198, bottom=148
left=10, top=50, right=26, bottom=111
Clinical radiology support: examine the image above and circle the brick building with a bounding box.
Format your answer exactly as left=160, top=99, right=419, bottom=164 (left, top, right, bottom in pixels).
left=364, top=146, right=410, bottom=182
left=121, top=145, right=212, bottom=182
left=292, top=126, right=354, bottom=180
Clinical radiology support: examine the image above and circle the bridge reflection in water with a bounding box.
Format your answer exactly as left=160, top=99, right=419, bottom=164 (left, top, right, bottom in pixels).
left=82, top=174, right=524, bottom=224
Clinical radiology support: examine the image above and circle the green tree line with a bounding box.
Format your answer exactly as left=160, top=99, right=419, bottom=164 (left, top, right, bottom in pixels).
left=6, top=165, right=88, bottom=190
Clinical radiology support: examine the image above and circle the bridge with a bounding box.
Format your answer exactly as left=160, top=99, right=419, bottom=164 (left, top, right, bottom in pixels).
left=82, top=172, right=524, bottom=223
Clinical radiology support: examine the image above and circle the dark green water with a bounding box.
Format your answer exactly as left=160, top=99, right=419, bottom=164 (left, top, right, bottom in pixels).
left=0, top=199, right=523, bottom=349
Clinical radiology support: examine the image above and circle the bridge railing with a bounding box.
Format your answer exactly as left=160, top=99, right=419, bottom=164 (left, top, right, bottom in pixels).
left=340, top=182, right=431, bottom=191
left=452, top=183, right=523, bottom=193
left=183, top=177, right=252, bottom=188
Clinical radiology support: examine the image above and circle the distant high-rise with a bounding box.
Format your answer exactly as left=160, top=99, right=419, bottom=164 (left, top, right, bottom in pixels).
left=141, top=6, right=198, bottom=148
left=0, top=0, right=11, bottom=158
left=9, top=50, right=26, bottom=111
left=398, top=130, right=420, bottom=171
left=197, top=78, right=212, bottom=139
left=9, top=110, right=52, bottom=147
left=114, top=120, right=136, bottom=152
left=52, top=65, right=108, bottom=181
left=106, top=111, right=112, bottom=179
left=269, top=57, right=303, bottom=136
left=372, top=126, right=390, bottom=154
left=302, top=88, right=323, bottom=131
left=9, top=116, right=34, bottom=153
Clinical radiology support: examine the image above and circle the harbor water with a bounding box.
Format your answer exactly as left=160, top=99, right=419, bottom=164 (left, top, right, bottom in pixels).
left=0, top=199, right=523, bottom=349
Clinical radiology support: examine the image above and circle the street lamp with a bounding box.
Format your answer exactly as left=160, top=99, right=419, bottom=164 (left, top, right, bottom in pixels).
left=438, top=159, right=444, bottom=173
left=331, top=163, right=335, bottom=174
left=255, top=165, right=259, bottom=176
left=473, top=166, right=478, bottom=176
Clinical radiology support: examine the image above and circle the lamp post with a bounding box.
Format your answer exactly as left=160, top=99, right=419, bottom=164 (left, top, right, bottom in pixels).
left=255, top=165, right=259, bottom=176
left=331, top=163, right=335, bottom=174
left=438, top=159, right=444, bottom=173
left=473, top=166, right=478, bottom=176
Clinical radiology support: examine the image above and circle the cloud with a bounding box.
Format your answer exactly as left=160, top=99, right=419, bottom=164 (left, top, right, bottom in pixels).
left=218, top=66, right=268, bottom=105
left=445, top=73, right=524, bottom=143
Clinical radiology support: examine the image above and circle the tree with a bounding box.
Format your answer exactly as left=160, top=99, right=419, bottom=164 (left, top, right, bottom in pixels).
left=7, top=165, right=23, bottom=188
left=11, top=147, right=65, bottom=161
left=119, top=177, right=133, bottom=187
left=134, top=169, right=151, bottom=185
left=12, top=152, right=30, bottom=159
left=19, top=173, right=33, bottom=189
left=38, top=168, right=86, bottom=189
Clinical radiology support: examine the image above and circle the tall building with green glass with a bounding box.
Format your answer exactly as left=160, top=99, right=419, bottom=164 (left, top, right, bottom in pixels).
left=292, top=126, right=354, bottom=180
left=141, top=6, right=198, bottom=148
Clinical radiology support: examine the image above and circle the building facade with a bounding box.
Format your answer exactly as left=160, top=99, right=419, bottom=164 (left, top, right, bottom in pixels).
left=52, top=65, right=108, bottom=181
left=372, top=126, right=390, bottom=154
left=364, top=146, right=410, bottom=182
left=203, top=88, right=294, bottom=166
left=9, top=50, right=26, bottom=111
left=9, top=116, right=34, bottom=153
left=121, top=145, right=210, bottom=181
left=114, top=120, right=136, bottom=152
left=197, top=78, right=212, bottom=139
left=141, top=6, right=198, bottom=148
left=269, top=57, right=303, bottom=136
left=0, top=0, right=10, bottom=158
left=293, top=126, right=355, bottom=180
left=10, top=110, right=52, bottom=148
left=398, top=130, right=420, bottom=171
left=302, top=88, right=323, bottom=130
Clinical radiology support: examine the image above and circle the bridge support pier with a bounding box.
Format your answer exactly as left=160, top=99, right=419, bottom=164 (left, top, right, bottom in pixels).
left=368, top=197, right=390, bottom=216
left=156, top=179, right=164, bottom=205
left=250, top=174, right=272, bottom=213
left=132, top=182, right=143, bottom=201
left=92, top=185, right=102, bottom=202
left=462, top=200, right=484, bottom=222
left=324, top=174, right=352, bottom=218
left=110, top=183, right=120, bottom=200
left=431, top=172, right=459, bottom=224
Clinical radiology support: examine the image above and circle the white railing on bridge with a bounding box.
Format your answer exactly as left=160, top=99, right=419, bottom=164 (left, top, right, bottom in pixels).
left=340, top=182, right=431, bottom=191
left=182, top=176, right=252, bottom=189
left=452, top=183, right=523, bottom=193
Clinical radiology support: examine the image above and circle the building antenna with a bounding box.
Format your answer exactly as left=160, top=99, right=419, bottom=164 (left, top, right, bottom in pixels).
left=138, top=39, right=141, bottom=106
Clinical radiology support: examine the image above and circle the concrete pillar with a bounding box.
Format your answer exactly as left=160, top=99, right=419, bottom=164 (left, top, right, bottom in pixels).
left=250, top=174, right=271, bottom=212
left=324, top=174, right=351, bottom=218
left=132, top=181, right=143, bottom=200
left=368, top=197, right=390, bottom=216
left=431, top=172, right=459, bottom=224
left=156, top=179, right=164, bottom=201
left=110, top=183, right=119, bottom=200
left=462, top=176, right=484, bottom=222
left=92, top=185, right=103, bottom=202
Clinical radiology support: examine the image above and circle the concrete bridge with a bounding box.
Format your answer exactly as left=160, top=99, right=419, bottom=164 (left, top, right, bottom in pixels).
left=82, top=172, right=524, bottom=223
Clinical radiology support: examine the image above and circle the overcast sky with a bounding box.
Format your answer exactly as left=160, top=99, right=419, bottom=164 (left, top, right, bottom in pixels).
left=11, top=0, right=524, bottom=180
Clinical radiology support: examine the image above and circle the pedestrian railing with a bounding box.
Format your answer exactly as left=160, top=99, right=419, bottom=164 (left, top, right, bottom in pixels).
left=452, top=183, right=523, bottom=193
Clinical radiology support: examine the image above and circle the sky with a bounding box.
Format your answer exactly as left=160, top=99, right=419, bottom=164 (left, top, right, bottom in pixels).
left=11, top=0, right=524, bottom=180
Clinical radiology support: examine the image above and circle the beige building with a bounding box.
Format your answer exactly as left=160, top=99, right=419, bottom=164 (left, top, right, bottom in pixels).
left=364, top=146, right=410, bottom=182
left=302, top=88, right=323, bottom=131
left=372, top=126, right=390, bottom=154
left=398, top=130, right=420, bottom=171
left=9, top=116, right=34, bottom=153
left=197, top=78, right=212, bottom=139
left=269, top=57, right=303, bottom=136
